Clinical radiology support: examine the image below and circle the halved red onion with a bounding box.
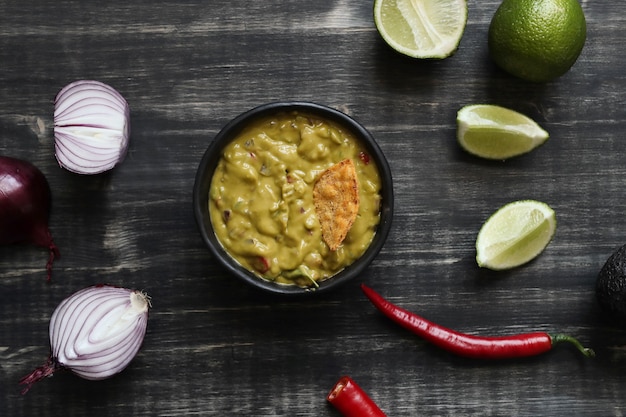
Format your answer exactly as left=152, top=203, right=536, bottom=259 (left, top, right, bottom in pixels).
left=19, top=285, right=150, bottom=394
left=53, top=80, right=130, bottom=175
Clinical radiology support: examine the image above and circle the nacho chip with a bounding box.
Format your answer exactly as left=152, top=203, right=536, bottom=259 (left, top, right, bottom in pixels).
left=313, top=159, right=360, bottom=251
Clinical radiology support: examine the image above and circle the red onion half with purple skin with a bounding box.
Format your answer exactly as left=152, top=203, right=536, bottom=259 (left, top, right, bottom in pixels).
left=54, top=80, right=130, bottom=175
left=0, top=156, right=60, bottom=281
left=19, top=285, right=151, bottom=394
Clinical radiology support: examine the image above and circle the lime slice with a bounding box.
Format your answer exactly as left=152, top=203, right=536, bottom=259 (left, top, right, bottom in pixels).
left=476, top=200, right=556, bottom=270
left=374, top=0, right=468, bottom=59
left=457, top=104, right=549, bottom=160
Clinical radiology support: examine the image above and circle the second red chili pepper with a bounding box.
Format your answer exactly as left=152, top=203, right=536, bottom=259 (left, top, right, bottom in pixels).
left=361, top=284, right=594, bottom=360
left=327, top=376, right=387, bottom=417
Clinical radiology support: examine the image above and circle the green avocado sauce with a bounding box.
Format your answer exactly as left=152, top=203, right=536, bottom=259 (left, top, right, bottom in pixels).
left=209, top=111, right=382, bottom=287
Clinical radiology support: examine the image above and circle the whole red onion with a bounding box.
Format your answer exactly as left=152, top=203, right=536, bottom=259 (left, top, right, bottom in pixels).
left=0, top=156, right=59, bottom=281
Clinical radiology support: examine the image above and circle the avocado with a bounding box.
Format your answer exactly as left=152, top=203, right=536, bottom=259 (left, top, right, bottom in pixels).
left=596, top=244, right=626, bottom=322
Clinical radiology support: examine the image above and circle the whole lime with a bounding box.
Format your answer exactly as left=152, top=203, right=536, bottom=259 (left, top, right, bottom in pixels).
left=488, top=0, right=586, bottom=82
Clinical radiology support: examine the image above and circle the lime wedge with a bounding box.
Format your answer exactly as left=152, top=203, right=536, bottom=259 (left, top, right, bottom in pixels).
left=457, top=104, right=549, bottom=160
left=374, top=0, right=468, bottom=59
left=476, top=200, right=556, bottom=270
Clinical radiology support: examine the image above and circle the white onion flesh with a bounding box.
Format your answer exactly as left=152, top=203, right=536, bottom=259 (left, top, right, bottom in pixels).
left=54, top=80, right=130, bottom=175
left=20, top=285, right=150, bottom=393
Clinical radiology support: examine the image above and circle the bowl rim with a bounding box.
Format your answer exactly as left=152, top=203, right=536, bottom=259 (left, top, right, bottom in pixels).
left=193, top=101, right=394, bottom=295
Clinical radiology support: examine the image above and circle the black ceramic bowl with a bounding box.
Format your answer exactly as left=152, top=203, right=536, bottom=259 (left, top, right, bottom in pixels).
left=193, top=102, right=393, bottom=295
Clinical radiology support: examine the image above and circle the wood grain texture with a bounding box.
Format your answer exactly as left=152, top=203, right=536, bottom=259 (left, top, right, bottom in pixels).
left=1, top=0, right=626, bottom=415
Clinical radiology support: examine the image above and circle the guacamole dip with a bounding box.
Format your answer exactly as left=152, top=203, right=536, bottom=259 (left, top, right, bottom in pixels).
left=209, top=111, right=382, bottom=287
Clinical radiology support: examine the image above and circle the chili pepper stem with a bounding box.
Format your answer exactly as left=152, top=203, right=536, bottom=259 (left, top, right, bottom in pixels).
left=550, top=334, right=595, bottom=357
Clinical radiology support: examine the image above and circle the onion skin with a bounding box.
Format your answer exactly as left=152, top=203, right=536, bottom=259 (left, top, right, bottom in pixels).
left=0, top=156, right=60, bottom=281
left=54, top=80, right=130, bottom=175
left=19, top=284, right=150, bottom=394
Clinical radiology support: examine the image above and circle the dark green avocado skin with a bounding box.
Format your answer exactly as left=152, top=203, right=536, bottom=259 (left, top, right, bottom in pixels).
left=597, top=244, right=626, bottom=322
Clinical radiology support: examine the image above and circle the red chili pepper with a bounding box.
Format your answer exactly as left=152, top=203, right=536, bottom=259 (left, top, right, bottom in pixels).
left=359, top=151, right=371, bottom=165
left=327, top=376, right=387, bottom=417
left=361, top=284, right=594, bottom=360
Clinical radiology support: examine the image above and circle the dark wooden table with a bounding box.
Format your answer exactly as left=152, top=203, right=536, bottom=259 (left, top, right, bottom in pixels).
left=1, top=0, right=625, bottom=415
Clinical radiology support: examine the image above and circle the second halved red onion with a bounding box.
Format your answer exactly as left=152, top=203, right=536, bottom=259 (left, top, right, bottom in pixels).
left=19, top=284, right=150, bottom=394
left=53, top=80, right=130, bottom=175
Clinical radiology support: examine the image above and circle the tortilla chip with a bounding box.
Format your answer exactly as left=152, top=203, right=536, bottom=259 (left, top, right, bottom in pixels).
left=313, top=159, right=360, bottom=251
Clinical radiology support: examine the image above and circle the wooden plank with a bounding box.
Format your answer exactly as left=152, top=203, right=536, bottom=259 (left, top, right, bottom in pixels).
left=1, top=0, right=625, bottom=415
